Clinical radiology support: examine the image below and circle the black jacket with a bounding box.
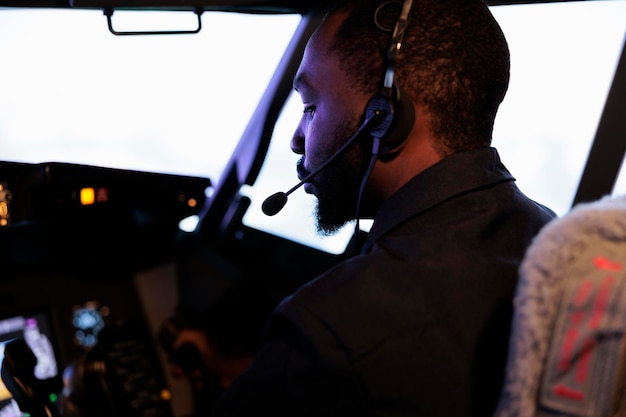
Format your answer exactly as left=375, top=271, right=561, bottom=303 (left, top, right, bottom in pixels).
left=212, top=147, right=557, bottom=417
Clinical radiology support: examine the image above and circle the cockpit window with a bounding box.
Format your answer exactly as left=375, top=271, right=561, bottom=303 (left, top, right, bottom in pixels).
left=491, top=1, right=626, bottom=215
left=0, top=2, right=625, bottom=255
left=0, top=9, right=299, bottom=182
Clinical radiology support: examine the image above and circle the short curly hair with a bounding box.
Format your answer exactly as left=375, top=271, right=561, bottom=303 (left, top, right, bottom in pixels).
left=323, top=0, right=510, bottom=155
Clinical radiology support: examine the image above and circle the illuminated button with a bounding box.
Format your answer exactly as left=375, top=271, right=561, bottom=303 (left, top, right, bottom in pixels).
left=80, top=187, right=95, bottom=205
left=160, top=389, right=172, bottom=401
left=96, top=187, right=109, bottom=203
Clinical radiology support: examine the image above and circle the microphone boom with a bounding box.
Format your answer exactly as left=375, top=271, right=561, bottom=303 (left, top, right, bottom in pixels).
left=261, top=110, right=384, bottom=216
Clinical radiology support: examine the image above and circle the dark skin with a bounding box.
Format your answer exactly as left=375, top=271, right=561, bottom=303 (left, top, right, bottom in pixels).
left=290, top=8, right=441, bottom=234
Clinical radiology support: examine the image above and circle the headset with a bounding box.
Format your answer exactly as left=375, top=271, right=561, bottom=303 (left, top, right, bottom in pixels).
left=262, top=0, right=416, bottom=216
left=365, top=0, right=415, bottom=161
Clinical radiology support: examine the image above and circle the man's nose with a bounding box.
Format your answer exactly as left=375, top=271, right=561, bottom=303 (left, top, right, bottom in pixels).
left=290, top=126, right=305, bottom=155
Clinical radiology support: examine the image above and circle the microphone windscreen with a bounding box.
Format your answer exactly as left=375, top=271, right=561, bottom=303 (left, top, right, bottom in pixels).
left=262, top=192, right=288, bottom=216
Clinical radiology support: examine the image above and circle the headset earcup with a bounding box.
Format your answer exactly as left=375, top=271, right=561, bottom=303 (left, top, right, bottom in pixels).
left=378, top=86, right=415, bottom=160
left=364, top=86, right=415, bottom=161
left=365, top=94, right=395, bottom=141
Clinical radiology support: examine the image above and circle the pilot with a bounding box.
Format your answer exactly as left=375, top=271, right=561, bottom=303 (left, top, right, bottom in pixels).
left=178, top=0, right=557, bottom=416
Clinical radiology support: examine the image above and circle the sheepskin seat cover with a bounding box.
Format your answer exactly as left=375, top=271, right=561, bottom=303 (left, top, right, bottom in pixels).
left=494, top=194, right=626, bottom=417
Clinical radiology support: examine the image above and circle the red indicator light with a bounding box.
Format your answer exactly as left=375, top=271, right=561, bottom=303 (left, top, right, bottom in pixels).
left=96, top=187, right=109, bottom=203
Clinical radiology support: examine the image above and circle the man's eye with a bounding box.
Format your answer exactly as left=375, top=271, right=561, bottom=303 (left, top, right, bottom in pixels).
left=303, top=106, right=315, bottom=115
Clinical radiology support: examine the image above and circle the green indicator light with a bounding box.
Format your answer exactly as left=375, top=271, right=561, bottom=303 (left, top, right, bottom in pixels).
left=49, top=392, right=58, bottom=402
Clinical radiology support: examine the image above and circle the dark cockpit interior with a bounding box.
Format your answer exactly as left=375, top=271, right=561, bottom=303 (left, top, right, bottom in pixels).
left=0, top=0, right=624, bottom=416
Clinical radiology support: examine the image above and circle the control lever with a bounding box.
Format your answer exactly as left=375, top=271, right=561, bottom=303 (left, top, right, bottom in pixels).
left=1, top=338, right=62, bottom=417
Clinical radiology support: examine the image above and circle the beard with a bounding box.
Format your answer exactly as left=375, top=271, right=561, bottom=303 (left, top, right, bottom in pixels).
left=312, top=123, right=371, bottom=236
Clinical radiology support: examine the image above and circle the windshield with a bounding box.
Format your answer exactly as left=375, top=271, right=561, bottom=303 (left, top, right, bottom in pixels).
left=0, top=2, right=625, bottom=254
left=0, top=9, right=298, bottom=180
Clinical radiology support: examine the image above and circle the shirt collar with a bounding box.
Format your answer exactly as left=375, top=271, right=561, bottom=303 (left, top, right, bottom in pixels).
left=362, top=147, right=515, bottom=254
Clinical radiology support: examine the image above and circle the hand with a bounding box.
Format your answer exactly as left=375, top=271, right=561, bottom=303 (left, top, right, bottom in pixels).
left=170, top=328, right=255, bottom=390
